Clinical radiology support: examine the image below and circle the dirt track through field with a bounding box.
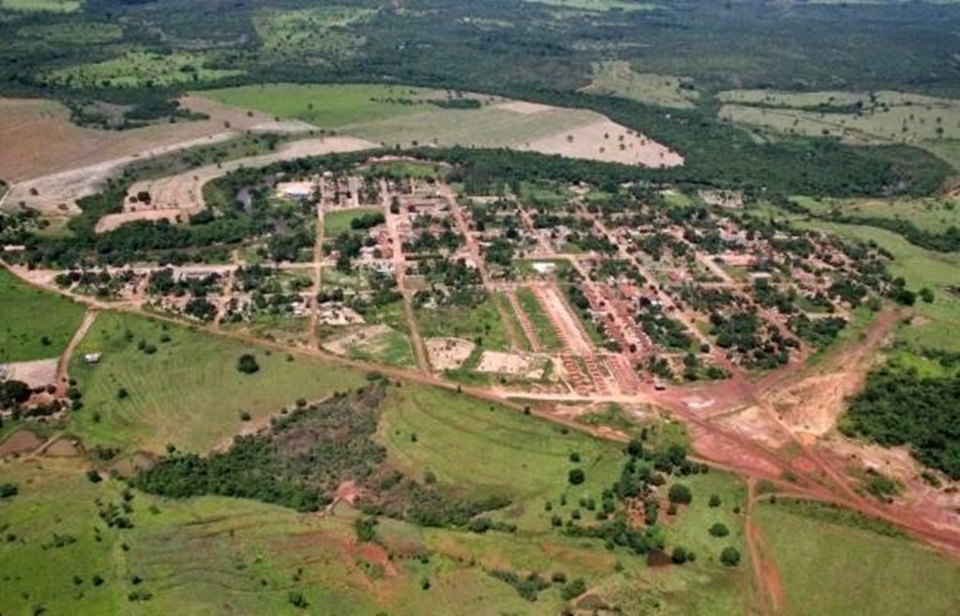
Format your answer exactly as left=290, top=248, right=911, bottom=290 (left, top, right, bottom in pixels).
left=55, top=308, right=98, bottom=397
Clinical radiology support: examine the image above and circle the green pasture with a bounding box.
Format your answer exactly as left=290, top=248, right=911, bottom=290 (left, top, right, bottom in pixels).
left=324, top=207, right=383, bottom=236
left=794, top=195, right=960, bottom=234
left=755, top=500, right=960, bottom=616
left=67, top=311, right=365, bottom=454
left=48, top=51, right=243, bottom=89
left=0, top=268, right=85, bottom=363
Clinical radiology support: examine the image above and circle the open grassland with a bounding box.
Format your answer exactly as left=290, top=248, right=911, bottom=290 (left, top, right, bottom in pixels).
left=580, top=61, right=698, bottom=109
left=68, top=311, right=365, bottom=454
left=755, top=500, right=960, bottom=616
left=201, top=84, right=452, bottom=128
left=414, top=300, right=511, bottom=352
left=48, top=51, right=244, bottom=89
left=343, top=326, right=416, bottom=368
left=718, top=89, right=960, bottom=146
left=521, top=0, right=662, bottom=11
left=790, top=219, right=960, bottom=353
left=0, top=268, right=85, bottom=363
left=254, top=6, right=374, bottom=63
left=0, top=0, right=78, bottom=12
left=793, top=195, right=960, bottom=233
left=324, top=207, right=383, bottom=236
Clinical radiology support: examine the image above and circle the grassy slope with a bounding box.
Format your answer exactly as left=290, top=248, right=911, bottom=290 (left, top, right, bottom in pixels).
left=68, top=311, right=365, bottom=453
left=0, top=268, right=85, bottom=363
left=755, top=501, right=960, bottom=616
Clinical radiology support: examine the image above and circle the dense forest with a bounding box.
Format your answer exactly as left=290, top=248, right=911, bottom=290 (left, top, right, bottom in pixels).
left=843, top=365, right=960, bottom=480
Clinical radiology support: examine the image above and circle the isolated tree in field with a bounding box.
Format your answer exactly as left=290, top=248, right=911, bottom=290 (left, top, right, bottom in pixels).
left=668, top=483, right=692, bottom=505
left=568, top=468, right=586, bottom=485
left=720, top=547, right=741, bottom=567
left=709, top=522, right=730, bottom=537
left=236, top=354, right=260, bottom=374
left=708, top=494, right=722, bottom=508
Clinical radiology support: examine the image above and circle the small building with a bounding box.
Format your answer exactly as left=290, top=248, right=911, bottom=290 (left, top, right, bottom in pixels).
left=83, top=353, right=102, bottom=365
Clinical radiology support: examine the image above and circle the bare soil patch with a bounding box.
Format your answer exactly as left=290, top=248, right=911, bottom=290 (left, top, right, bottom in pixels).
left=2, top=358, right=58, bottom=388
left=0, top=429, right=42, bottom=456
left=717, top=405, right=795, bottom=450
left=495, top=101, right=555, bottom=115
left=517, top=119, right=683, bottom=168
left=424, top=337, right=475, bottom=371
left=44, top=437, right=81, bottom=457
left=765, top=372, right=862, bottom=437
left=475, top=351, right=545, bottom=379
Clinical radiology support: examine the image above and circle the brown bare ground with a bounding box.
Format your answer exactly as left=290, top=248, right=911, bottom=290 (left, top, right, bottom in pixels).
left=44, top=437, right=81, bottom=457
left=475, top=350, right=545, bottom=378
left=424, top=337, right=475, bottom=371
left=2, top=358, right=58, bottom=388
left=765, top=372, right=863, bottom=436
left=517, top=119, right=683, bottom=168
left=0, top=429, right=42, bottom=456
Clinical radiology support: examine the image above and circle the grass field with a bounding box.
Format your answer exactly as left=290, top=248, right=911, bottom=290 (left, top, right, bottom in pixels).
left=344, top=326, right=416, bottom=368
left=49, top=51, right=244, bottom=89
left=0, top=268, right=85, bottom=363
left=414, top=300, right=511, bottom=352
left=197, top=83, right=601, bottom=151
left=581, top=61, right=698, bottom=109
left=794, top=195, right=960, bottom=233
left=492, top=291, right=533, bottom=352
left=718, top=89, right=960, bottom=145
left=68, top=311, right=365, bottom=454
left=324, top=207, right=383, bottom=236
left=0, top=0, right=78, bottom=12
left=755, top=500, right=960, bottom=616
left=201, top=83, right=448, bottom=128
left=515, top=287, right=565, bottom=351
left=254, top=6, right=374, bottom=62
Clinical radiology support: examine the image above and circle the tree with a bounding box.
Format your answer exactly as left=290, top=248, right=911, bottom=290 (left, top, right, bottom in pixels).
left=86, top=470, right=102, bottom=484
left=288, top=591, right=308, bottom=608
left=671, top=546, right=689, bottom=565
left=708, top=494, right=722, bottom=507
left=0, top=380, right=31, bottom=409
left=919, top=287, right=935, bottom=303
left=236, top=354, right=260, bottom=374
left=568, top=468, right=586, bottom=485
left=709, top=522, right=730, bottom=537
left=0, top=483, right=18, bottom=499
left=720, top=547, right=741, bottom=567
left=667, top=483, right=692, bottom=505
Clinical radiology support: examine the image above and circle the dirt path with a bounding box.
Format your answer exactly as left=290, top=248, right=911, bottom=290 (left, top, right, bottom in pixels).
left=308, top=198, right=325, bottom=347
left=54, top=308, right=98, bottom=396
left=382, top=180, right=430, bottom=374
left=745, top=478, right=785, bottom=616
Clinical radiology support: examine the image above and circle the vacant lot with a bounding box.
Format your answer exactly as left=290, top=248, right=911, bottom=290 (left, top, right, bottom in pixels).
left=324, top=207, right=383, bottom=236
left=415, top=300, right=511, bottom=352
left=755, top=500, right=960, bottom=616
left=68, top=311, right=365, bottom=453
left=0, top=268, right=85, bottom=363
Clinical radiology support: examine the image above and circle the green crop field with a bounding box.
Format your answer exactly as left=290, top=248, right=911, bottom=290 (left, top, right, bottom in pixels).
left=201, top=83, right=448, bottom=128
left=581, top=61, right=698, bottom=109
left=67, top=311, right=365, bottom=454
left=755, top=500, right=960, bottom=616
left=0, top=268, right=85, bottom=363
left=324, top=207, right=382, bottom=236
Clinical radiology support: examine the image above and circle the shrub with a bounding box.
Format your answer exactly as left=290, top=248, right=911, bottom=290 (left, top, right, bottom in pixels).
left=667, top=483, right=692, bottom=505
left=709, top=522, right=730, bottom=537
left=568, top=468, right=585, bottom=485
left=671, top=546, right=688, bottom=565
left=720, top=547, right=741, bottom=567
left=708, top=494, right=722, bottom=507
left=560, top=578, right=587, bottom=600
left=86, top=470, right=102, bottom=484
left=236, top=354, right=260, bottom=374
left=288, top=591, right=308, bottom=608
left=0, top=483, right=18, bottom=499
left=569, top=452, right=581, bottom=463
